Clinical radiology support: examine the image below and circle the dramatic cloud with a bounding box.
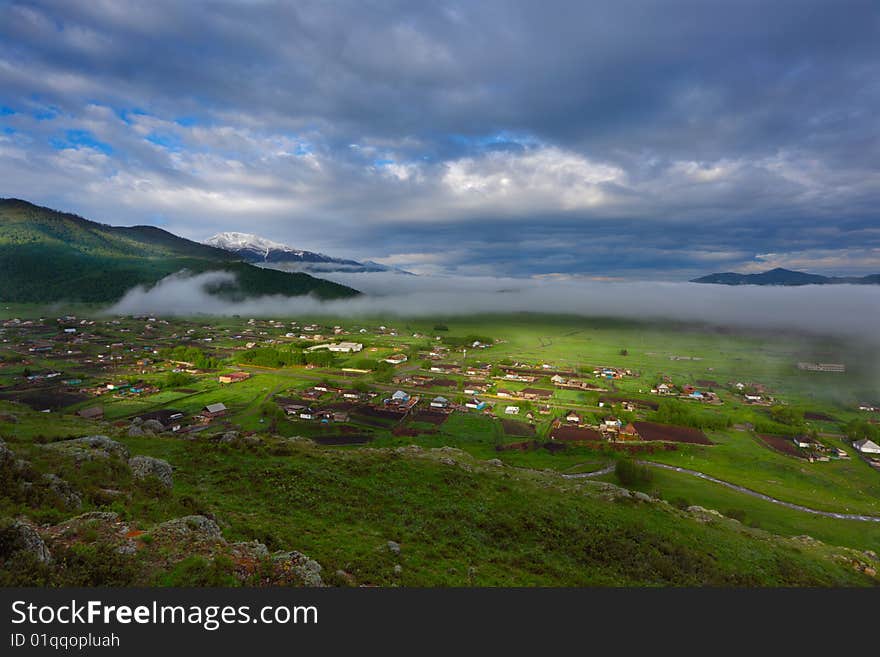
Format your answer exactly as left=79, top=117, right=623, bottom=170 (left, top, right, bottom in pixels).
left=1, top=0, right=879, bottom=277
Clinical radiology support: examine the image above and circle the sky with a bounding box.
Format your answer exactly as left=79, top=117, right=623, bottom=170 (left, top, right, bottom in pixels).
left=1, top=0, right=879, bottom=279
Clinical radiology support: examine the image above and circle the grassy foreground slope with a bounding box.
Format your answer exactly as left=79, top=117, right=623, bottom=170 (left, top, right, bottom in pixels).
left=0, top=198, right=358, bottom=302
left=0, top=401, right=876, bottom=587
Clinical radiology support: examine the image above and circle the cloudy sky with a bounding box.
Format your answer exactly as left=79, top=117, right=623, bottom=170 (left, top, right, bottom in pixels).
left=1, top=0, right=878, bottom=278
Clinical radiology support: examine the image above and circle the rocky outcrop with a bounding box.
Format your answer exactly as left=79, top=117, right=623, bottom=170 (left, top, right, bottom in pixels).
left=45, top=435, right=130, bottom=461
left=128, top=455, right=173, bottom=489
left=0, top=520, right=51, bottom=564
left=271, top=551, right=324, bottom=586
left=40, top=473, right=83, bottom=510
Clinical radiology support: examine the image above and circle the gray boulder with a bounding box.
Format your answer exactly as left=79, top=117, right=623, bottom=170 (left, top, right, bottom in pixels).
left=152, top=515, right=224, bottom=543
left=1, top=520, right=51, bottom=564
left=142, top=419, right=166, bottom=434
left=387, top=540, right=401, bottom=555
left=128, top=455, right=173, bottom=489
left=40, top=473, right=83, bottom=510
left=127, top=425, right=145, bottom=437
left=272, top=551, right=324, bottom=587
left=46, top=435, right=130, bottom=461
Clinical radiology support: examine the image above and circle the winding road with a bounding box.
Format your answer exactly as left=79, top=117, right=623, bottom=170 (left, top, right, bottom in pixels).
left=639, top=461, right=880, bottom=522
left=559, top=461, right=880, bottom=522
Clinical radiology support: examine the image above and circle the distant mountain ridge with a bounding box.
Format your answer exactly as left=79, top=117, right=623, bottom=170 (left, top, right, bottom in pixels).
left=0, top=198, right=359, bottom=303
left=205, top=231, right=411, bottom=274
left=691, top=267, right=880, bottom=286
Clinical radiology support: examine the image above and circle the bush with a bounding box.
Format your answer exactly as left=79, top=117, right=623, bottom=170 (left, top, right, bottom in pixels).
left=155, top=555, right=239, bottom=587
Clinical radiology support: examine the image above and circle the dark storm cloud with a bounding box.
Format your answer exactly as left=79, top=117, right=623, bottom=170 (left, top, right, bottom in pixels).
left=0, top=0, right=878, bottom=277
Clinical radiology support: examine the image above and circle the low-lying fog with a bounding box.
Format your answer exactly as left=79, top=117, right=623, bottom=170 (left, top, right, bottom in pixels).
left=107, top=269, right=880, bottom=345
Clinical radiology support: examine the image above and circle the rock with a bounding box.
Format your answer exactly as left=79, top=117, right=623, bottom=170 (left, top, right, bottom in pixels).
left=42, top=512, right=138, bottom=555
left=633, top=491, right=653, bottom=503
left=272, top=551, right=324, bottom=586
left=393, top=564, right=403, bottom=575
left=687, top=505, right=723, bottom=522
left=387, top=540, right=401, bottom=554
left=47, top=435, right=130, bottom=461
left=152, top=515, right=224, bottom=544
left=40, top=473, right=83, bottom=509
left=439, top=457, right=457, bottom=466
left=864, top=550, right=878, bottom=561
left=131, top=416, right=143, bottom=425
left=0, top=413, right=19, bottom=424
left=242, top=435, right=262, bottom=446
left=335, top=569, right=357, bottom=586
left=128, top=455, right=173, bottom=489
left=230, top=540, right=270, bottom=561
left=486, top=458, right=504, bottom=467
left=142, top=419, right=166, bottom=434
left=0, top=520, right=51, bottom=564
left=0, top=439, right=14, bottom=466
left=220, top=431, right=240, bottom=444
left=127, top=425, right=145, bottom=437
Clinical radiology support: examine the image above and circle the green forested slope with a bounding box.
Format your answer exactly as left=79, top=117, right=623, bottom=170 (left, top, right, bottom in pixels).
left=0, top=198, right=358, bottom=302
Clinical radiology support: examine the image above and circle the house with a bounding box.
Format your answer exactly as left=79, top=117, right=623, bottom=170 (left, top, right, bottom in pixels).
left=389, top=390, right=411, bottom=406
left=853, top=438, right=880, bottom=455
left=332, top=411, right=350, bottom=422
left=219, top=371, right=251, bottom=384
left=550, top=374, right=566, bottom=385
left=299, top=408, right=316, bottom=420
left=384, top=354, right=408, bottom=365
left=328, top=342, right=363, bottom=353
left=619, top=423, right=639, bottom=439
left=202, top=402, right=227, bottom=418
left=792, top=435, right=817, bottom=449
left=77, top=406, right=104, bottom=420
left=565, top=411, right=581, bottom=423
left=519, top=388, right=553, bottom=400
left=504, top=406, right=520, bottom=415
left=496, top=389, right=513, bottom=398
left=465, top=399, right=487, bottom=410
left=430, top=396, right=449, bottom=408
left=655, top=383, right=671, bottom=395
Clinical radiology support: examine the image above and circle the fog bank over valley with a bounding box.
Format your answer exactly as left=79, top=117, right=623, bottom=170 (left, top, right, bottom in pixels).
left=107, top=269, right=880, bottom=345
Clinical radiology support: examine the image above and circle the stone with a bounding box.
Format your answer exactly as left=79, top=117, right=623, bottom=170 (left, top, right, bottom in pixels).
left=40, top=473, right=82, bottom=509
left=220, top=431, right=240, bottom=444
left=152, top=515, right=224, bottom=543
left=142, top=419, right=166, bottom=433
left=47, top=435, right=130, bottom=461
left=272, top=551, right=324, bottom=586
left=387, top=540, right=401, bottom=554
left=633, top=491, right=653, bottom=503
left=0, top=520, right=51, bottom=564
left=127, top=425, right=145, bottom=437
left=128, top=455, right=173, bottom=489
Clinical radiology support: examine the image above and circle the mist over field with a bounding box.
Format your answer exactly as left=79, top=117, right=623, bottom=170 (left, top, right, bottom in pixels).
left=108, top=269, right=880, bottom=344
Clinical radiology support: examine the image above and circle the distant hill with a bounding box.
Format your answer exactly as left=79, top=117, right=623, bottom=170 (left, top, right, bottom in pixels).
left=691, top=267, right=880, bottom=286
left=205, top=231, right=412, bottom=274
left=0, top=198, right=359, bottom=303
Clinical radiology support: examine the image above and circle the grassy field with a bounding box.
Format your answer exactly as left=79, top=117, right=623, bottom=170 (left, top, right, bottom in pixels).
left=2, top=306, right=879, bottom=585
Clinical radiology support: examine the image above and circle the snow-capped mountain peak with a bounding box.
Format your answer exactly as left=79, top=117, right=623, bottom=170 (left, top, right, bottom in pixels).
left=203, top=232, right=412, bottom=275
left=205, top=232, right=310, bottom=258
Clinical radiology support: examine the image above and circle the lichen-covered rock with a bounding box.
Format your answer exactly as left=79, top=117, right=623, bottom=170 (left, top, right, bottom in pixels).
left=152, top=515, right=224, bottom=545
left=46, top=435, right=130, bottom=461
left=127, top=425, right=145, bottom=437
left=142, top=419, right=166, bottom=434
left=0, top=439, right=17, bottom=467
left=128, top=455, right=173, bottom=489
left=387, top=540, right=401, bottom=554
left=219, top=431, right=240, bottom=444
left=0, top=520, right=51, bottom=564
left=271, top=551, right=324, bottom=587
left=40, top=473, right=83, bottom=510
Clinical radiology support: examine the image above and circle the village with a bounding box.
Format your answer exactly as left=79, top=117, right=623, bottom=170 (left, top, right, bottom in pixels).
left=1, top=311, right=878, bottom=473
